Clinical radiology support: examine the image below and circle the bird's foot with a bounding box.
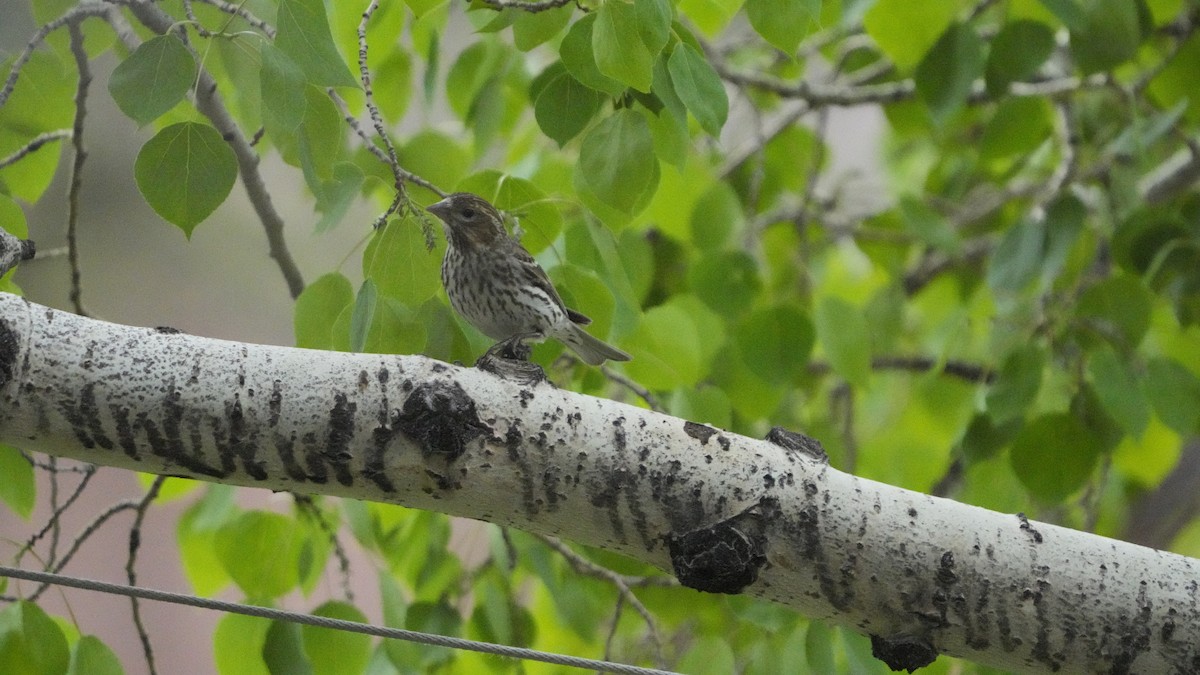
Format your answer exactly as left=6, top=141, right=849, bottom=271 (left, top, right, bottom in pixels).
left=475, top=334, right=547, bottom=385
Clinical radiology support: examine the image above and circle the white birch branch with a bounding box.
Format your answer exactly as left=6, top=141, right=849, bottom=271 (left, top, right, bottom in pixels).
left=0, top=293, right=1196, bottom=673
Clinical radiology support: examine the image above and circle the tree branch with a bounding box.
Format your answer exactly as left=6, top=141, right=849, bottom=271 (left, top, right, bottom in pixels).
left=118, top=1, right=306, bottom=299
left=0, top=293, right=1196, bottom=673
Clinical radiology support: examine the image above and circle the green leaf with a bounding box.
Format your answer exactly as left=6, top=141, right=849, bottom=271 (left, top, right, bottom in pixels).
left=446, top=41, right=511, bottom=121
left=303, top=602, right=371, bottom=675
left=899, top=197, right=957, bottom=252
left=624, top=302, right=705, bottom=389
left=667, top=44, right=729, bottom=136
left=688, top=250, right=761, bottom=318
left=690, top=182, right=743, bottom=250
left=1088, top=346, right=1150, bottom=437
left=387, top=601, right=461, bottom=670
left=815, top=297, right=871, bottom=388
left=215, top=511, right=303, bottom=599
left=513, top=5, right=573, bottom=51
left=593, top=0, right=656, bottom=92
left=276, top=0, right=358, bottom=87
left=670, top=385, right=733, bottom=429
left=577, top=109, right=659, bottom=215
left=744, top=0, right=820, bottom=54
left=67, top=636, right=123, bottom=675
left=864, top=0, right=961, bottom=71
left=312, top=162, right=364, bottom=233
left=1036, top=0, right=1086, bottom=30
left=263, top=622, right=310, bottom=675
left=0, top=445, right=34, bottom=518
left=294, top=273, right=354, bottom=349
left=914, top=22, right=985, bottom=125
left=1010, top=413, right=1100, bottom=502
left=363, top=216, right=443, bottom=307
left=960, top=413, right=1021, bottom=462
left=260, top=43, right=308, bottom=134
left=980, top=97, right=1054, bottom=175
left=455, top=171, right=563, bottom=254
left=985, top=344, right=1044, bottom=422
left=108, top=35, right=197, bottom=126
left=735, top=305, right=815, bottom=385
left=350, top=280, right=378, bottom=354
left=334, top=296, right=427, bottom=355
left=214, top=613, right=271, bottom=675
left=559, top=14, right=626, bottom=97
left=0, top=194, right=29, bottom=239
left=1075, top=274, right=1153, bottom=351
left=177, top=486, right=236, bottom=596
left=985, top=20, right=1056, bottom=96
left=1145, top=357, right=1200, bottom=434
left=637, top=0, right=674, bottom=55
left=0, top=52, right=73, bottom=202
left=395, top=131, right=471, bottom=203
left=677, top=636, right=736, bottom=674
left=1073, top=0, right=1143, bottom=74
left=530, top=62, right=603, bottom=147
left=134, top=122, right=238, bottom=236
left=678, top=0, right=743, bottom=34
left=0, top=602, right=70, bottom=675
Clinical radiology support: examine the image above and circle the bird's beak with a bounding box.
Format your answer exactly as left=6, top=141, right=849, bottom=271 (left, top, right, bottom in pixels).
left=427, top=198, right=451, bottom=220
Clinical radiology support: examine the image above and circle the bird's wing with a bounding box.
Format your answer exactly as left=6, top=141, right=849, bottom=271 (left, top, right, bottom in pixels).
left=509, top=240, right=592, bottom=325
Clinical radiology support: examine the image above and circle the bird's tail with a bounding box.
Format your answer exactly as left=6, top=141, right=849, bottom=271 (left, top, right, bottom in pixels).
left=560, top=324, right=631, bottom=366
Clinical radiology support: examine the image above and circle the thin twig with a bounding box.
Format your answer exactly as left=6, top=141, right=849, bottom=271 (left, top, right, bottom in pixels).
left=601, top=365, right=664, bottom=412
left=535, top=534, right=671, bottom=668
left=0, top=3, right=111, bottom=110
left=0, top=130, right=72, bottom=170
left=17, top=463, right=97, bottom=564
left=128, top=476, right=166, bottom=675
left=66, top=22, right=91, bottom=317
left=473, top=0, right=575, bottom=13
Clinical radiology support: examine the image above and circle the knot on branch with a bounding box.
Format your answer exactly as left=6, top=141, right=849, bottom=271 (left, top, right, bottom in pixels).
left=766, top=426, right=828, bottom=464
left=396, top=380, right=489, bottom=462
left=667, top=498, right=778, bottom=594
left=869, top=634, right=938, bottom=673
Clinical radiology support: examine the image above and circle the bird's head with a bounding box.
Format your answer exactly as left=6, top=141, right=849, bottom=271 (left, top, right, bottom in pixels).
left=427, top=193, right=507, bottom=249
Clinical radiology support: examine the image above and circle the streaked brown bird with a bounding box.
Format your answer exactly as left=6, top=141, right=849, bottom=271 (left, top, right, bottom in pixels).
left=428, top=192, right=631, bottom=366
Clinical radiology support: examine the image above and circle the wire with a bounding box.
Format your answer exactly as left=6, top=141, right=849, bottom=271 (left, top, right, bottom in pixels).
left=0, top=565, right=678, bottom=675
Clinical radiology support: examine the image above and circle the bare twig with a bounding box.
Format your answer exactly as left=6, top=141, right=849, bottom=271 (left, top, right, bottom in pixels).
left=120, top=2, right=306, bottom=298
left=0, top=3, right=111, bottom=110
left=535, top=534, right=672, bottom=667
left=127, top=476, right=166, bottom=675
left=808, top=355, right=995, bottom=384
left=0, top=130, right=72, bottom=170
left=66, top=22, right=91, bottom=317
left=473, top=0, right=575, bottom=13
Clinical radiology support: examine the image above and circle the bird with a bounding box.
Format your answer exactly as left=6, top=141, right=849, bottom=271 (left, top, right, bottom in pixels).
left=427, top=192, right=631, bottom=366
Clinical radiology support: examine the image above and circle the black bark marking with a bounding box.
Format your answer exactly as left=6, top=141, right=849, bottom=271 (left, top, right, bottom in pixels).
left=323, top=393, right=357, bottom=486
left=57, top=381, right=104, bottom=450
left=395, top=381, right=488, bottom=463
left=224, top=395, right=266, bottom=480
left=506, top=422, right=538, bottom=515
left=0, top=319, right=19, bottom=388
left=111, top=406, right=140, bottom=460
left=684, top=421, right=717, bottom=444
left=766, top=426, right=828, bottom=463
left=783, top=479, right=855, bottom=610
left=301, top=431, right=329, bottom=484
left=1105, top=580, right=1153, bottom=675
left=138, top=410, right=225, bottom=478
left=153, top=326, right=182, bottom=334
left=1017, top=512, right=1044, bottom=543
left=869, top=634, right=938, bottom=673
left=365, top=370, right=399, bottom=492
left=666, top=498, right=778, bottom=594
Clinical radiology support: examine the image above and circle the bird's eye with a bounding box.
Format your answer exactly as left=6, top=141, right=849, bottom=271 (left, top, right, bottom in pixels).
left=461, top=207, right=476, bottom=219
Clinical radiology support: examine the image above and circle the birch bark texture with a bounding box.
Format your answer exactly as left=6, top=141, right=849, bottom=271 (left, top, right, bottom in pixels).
left=0, top=293, right=1195, bottom=674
